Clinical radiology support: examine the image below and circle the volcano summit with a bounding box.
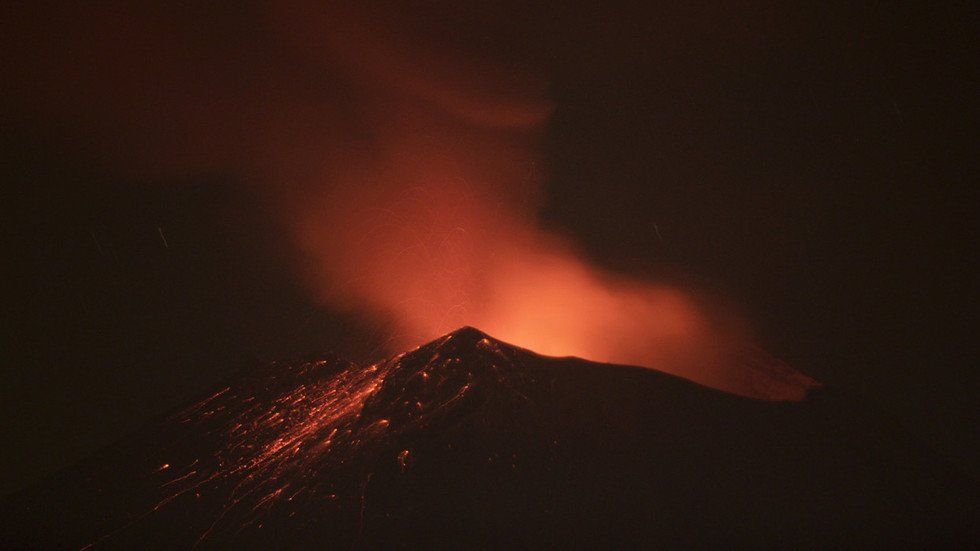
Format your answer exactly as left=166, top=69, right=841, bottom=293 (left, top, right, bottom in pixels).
left=1, top=327, right=976, bottom=548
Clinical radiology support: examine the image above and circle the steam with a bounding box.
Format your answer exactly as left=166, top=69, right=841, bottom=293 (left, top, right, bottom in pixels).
left=2, top=2, right=816, bottom=400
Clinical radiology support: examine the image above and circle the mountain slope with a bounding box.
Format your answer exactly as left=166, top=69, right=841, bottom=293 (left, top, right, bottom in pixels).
left=1, top=327, right=976, bottom=548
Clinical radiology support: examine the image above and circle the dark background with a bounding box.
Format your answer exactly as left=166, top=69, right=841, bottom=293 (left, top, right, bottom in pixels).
left=2, top=1, right=976, bottom=498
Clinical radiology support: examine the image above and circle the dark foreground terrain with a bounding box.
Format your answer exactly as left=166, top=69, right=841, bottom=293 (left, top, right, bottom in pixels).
left=2, top=327, right=976, bottom=548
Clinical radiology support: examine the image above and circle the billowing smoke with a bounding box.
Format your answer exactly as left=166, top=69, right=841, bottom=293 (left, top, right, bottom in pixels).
left=1, top=2, right=815, bottom=400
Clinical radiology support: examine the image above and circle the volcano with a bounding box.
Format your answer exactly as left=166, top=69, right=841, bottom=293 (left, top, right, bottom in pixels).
left=2, top=327, right=976, bottom=548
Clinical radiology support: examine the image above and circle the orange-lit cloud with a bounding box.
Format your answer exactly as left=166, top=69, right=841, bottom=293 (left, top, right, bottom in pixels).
left=1, top=1, right=816, bottom=400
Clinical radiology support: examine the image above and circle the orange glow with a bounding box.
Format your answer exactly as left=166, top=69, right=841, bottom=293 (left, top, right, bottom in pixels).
left=2, top=2, right=816, bottom=400
left=270, top=3, right=815, bottom=400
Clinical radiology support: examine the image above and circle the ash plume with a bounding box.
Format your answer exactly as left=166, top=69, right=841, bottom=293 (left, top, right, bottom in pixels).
left=0, top=1, right=815, bottom=399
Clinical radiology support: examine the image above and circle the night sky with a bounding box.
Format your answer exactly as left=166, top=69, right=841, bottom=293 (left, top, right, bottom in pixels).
left=2, top=1, right=976, bottom=498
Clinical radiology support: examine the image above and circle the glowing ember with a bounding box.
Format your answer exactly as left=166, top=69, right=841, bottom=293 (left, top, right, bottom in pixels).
left=74, top=328, right=544, bottom=546
left=69, top=327, right=815, bottom=548
left=9, top=328, right=973, bottom=549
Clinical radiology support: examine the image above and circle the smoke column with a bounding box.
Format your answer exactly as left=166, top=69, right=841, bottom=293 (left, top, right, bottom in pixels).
left=1, top=2, right=816, bottom=400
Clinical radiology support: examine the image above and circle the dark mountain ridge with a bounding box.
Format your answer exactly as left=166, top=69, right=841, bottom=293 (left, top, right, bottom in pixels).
left=2, top=327, right=976, bottom=548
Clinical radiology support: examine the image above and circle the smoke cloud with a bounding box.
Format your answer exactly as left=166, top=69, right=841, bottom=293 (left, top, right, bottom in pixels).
left=1, top=2, right=816, bottom=400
